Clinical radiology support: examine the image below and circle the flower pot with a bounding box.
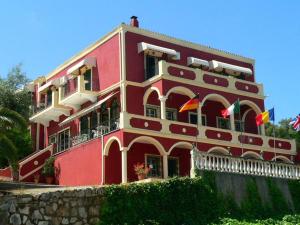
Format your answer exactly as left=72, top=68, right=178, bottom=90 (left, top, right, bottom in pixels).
left=138, top=174, right=146, bottom=180
left=45, top=176, right=54, bottom=184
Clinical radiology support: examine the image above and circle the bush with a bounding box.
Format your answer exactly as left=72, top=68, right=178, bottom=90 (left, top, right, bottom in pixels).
left=99, top=173, right=299, bottom=225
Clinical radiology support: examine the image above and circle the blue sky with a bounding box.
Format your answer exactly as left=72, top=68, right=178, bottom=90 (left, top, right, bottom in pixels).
left=0, top=0, right=299, bottom=122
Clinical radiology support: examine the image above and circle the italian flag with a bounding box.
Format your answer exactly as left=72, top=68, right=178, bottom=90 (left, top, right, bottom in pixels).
left=221, top=100, right=240, bottom=118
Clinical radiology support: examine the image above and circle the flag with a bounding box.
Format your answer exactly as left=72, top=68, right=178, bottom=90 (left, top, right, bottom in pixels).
left=256, top=108, right=275, bottom=126
left=179, top=94, right=200, bottom=113
left=221, top=100, right=240, bottom=118
left=289, top=114, right=300, bottom=131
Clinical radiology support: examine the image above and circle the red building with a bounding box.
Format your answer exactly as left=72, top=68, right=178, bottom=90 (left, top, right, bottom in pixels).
left=2, top=17, right=299, bottom=185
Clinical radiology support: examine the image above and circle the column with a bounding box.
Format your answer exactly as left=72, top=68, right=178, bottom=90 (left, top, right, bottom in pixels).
left=159, top=96, right=167, bottom=120
left=230, top=114, right=235, bottom=131
left=121, top=147, right=128, bottom=183
left=190, top=148, right=196, bottom=178
left=108, top=108, right=111, bottom=130
left=197, top=104, right=202, bottom=127
left=163, top=154, right=168, bottom=179
left=36, top=123, right=40, bottom=151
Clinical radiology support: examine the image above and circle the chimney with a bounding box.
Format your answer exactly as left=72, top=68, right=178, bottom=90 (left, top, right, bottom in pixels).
left=130, top=16, right=139, bottom=28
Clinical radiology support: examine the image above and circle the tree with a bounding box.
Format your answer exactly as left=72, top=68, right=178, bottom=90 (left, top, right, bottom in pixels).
left=0, top=107, right=29, bottom=180
left=0, top=64, right=32, bottom=120
left=265, top=119, right=300, bottom=150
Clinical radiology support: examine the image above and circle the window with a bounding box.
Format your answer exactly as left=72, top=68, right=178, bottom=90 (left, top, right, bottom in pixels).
left=235, top=120, right=244, bottom=132
left=80, top=115, right=89, bottom=135
left=110, top=99, right=120, bottom=130
left=168, top=157, right=179, bottom=177
left=188, top=112, right=206, bottom=126
left=166, top=108, right=177, bottom=121
left=217, top=117, right=230, bottom=130
left=146, top=155, right=162, bottom=178
left=100, top=103, right=109, bottom=126
left=48, top=134, right=56, bottom=145
left=146, top=105, right=160, bottom=118
left=90, top=111, right=98, bottom=130
left=58, top=128, right=70, bottom=152
left=145, top=55, right=158, bottom=80
left=46, top=89, right=52, bottom=107
left=84, top=69, right=92, bottom=91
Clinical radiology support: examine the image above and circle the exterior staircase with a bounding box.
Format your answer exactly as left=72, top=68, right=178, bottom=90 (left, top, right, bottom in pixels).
left=0, top=145, right=53, bottom=182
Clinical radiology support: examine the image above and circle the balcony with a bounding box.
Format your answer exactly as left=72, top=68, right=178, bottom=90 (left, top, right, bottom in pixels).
left=71, top=119, right=120, bottom=147
left=153, top=60, right=264, bottom=97
left=59, top=74, right=98, bottom=110
left=30, top=90, right=70, bottom=126
left=123, top=112, right=297, bottom=157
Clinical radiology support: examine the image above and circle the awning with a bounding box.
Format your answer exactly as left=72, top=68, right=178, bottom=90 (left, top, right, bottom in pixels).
left=67, top=57, right=97, bottom=75
left=38, top=79, right=60, bottom=93
left=210, top=60, right=252, bottom=75
left=138, top=42, right=180, bottom=60
left=59, top=91, right=118, bottom=126
left=187, top=57, right=210, bottom=68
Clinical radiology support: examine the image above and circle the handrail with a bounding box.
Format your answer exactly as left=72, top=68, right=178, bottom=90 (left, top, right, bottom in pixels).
left=193, top=151, right=300, bottom=180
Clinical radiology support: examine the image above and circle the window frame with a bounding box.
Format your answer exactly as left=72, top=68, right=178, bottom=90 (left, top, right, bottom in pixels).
left=145, top=104, right=160, bottom=118
left=144, top=54, right=159, bottom=80
left=188, top=112, right=207, bottom=126
left=234, top=119, right=245, bottom=132
left=216, top=116, right=231, bottom=130
left=145, top=154, right=162, bottom=178
left=57, top=127, right=70, bottom=153
left=83, top=68, right=93, bottom=91
left=168, top=156, right=179, bottom=177
left=166, top=107, right=177, bottom=121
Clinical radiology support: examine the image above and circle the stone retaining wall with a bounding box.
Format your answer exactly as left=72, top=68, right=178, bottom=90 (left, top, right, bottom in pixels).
left=0, top=187, right=104, bottom=225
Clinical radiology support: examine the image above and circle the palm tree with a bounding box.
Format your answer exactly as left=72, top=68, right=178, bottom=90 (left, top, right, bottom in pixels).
left=0, top=107, right=27, bottom=181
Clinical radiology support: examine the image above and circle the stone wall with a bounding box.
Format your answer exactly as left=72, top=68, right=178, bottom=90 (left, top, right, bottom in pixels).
left=0, top=187, right=104, bottom=225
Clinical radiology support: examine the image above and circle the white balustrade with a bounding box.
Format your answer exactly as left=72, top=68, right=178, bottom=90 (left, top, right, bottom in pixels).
left=193, top=151, right=300, bottom=180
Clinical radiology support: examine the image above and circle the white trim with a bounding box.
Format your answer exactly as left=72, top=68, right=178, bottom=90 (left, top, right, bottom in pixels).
left=67, top=57, right=97, bottom=75
left=143, top=86, right=162, bottom=105
left=241, top=151, right=263, bottom=160
left=210, top=60, right=252, bottom=75
left=103, top=136, right=122, bottom=156
left=59, top=91, right=118, bottom=126
left=168, top=142, right=193, bottom=154
left=138, top=42, right=180, bottom=60
left=127, top=136, right=166, bottom=155
left=207, top=146, right=230, bottom=155
left=272, top=156, right=293, bottom=164
left=145, top=104, right=160, bottom=118
left=38, top=79, right=60, bottom=93
left=165, top=107, right=177, bottom=121
left=187, top=57, right=210, bottom=68
left=202, top=93, right=231, bottom=108
left=166, top=86, right=195, bottom=99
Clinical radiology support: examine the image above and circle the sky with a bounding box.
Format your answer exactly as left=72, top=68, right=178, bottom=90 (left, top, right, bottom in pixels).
left=0, top=0, right=299, bottom=122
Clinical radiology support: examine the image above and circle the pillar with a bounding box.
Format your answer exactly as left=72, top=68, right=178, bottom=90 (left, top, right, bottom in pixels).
left=197, top=104, right=202, bottom=126
left=159, top=96, right=167, bottom=120
left=163, top=154, right=168, bottom=179
left=230, top=114, right=235, bottom=131
left=190, top=148, right=196, bottom=178
left=121, top=147, right=128, bottom=183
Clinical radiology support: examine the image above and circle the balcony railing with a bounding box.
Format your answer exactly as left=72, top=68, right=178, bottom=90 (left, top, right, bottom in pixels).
left=31, top=101, right=52, bottom=114
left=71, top=119, right=120, bottom=147
left=193, top=150, right=300, bottom=179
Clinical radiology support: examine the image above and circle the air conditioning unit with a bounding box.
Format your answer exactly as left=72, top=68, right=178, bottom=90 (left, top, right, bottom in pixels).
left=59, top=76, right=68, bottom=86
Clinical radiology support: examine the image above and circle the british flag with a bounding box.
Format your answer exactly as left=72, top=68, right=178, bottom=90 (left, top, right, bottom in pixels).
left=290, top=114, right=300, bottom=132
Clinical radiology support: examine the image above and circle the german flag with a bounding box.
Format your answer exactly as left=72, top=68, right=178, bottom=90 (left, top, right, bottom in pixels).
left=179, top=94, right=200, bottom=113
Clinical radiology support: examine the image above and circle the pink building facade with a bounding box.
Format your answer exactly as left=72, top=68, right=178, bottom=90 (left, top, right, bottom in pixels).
left=2, top=17, right=299, bottom=185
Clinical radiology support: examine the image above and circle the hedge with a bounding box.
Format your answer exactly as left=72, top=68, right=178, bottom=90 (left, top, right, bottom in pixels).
left=99, top=172, right=300, bottom=225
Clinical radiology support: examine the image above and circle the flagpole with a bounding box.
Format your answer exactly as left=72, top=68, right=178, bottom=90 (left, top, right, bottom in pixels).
left=238, top=98, right=244, bottom=155
left=273, top=106, right=276, bottom=161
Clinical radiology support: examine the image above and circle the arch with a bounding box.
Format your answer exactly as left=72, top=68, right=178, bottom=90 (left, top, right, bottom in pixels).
left=208, top=146, right=230, bottom=155
left=168, top=142, right=193, bottom=154
left=271, top=155, right=293, bottom=164
left=127, top=136, right=166, bottom=155
left=239, top=100, right=262, bottom=115
left=166, top=86, right=195, bottom=99
left=104, top=136, right=122, bottom=156
left=143, top=86, right=162, bottom=105
left=201, top=93, right=231, bottom=108
left=241, top=151, right=263, bottom=160
left=242, top=108, right=252, bottom=122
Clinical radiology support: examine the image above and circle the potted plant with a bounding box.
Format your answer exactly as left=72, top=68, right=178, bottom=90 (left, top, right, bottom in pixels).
left=134, top=163, right=151, bottom=180
left=42, top=157, right=55, bottom=184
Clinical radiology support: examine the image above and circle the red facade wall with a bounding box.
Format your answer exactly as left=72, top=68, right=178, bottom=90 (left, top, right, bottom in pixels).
left=169, top=147, right=190, bottom=177
left=125, top=32, right=254, bottom=83
left=105, top=141, right=121, bottom=184
left=54, top=138, right=102, bottom=186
